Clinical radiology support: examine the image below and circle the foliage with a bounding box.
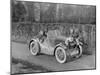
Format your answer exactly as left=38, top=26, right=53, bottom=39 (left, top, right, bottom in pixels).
left=11, top=1, right=96, bottom=24
left=11, top=1, right=27, bottom=22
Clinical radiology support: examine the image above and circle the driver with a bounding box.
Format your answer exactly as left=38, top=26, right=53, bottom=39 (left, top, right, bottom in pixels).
left=39, top=29, right=48, bottom=43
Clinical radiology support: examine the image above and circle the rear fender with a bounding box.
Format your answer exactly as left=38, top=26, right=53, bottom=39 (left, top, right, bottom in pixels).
left=29, top=39, right=39, bottom=50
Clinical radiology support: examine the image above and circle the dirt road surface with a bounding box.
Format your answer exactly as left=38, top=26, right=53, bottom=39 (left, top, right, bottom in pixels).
left=11, top=41, right=95, bottom=74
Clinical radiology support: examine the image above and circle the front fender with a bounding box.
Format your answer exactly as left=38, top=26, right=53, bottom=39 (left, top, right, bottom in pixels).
left=54, top=43, right=67, bottom=55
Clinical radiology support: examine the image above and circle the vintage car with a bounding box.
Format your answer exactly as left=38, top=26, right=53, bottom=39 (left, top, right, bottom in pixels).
left=29, top=30, right=83, bottom=63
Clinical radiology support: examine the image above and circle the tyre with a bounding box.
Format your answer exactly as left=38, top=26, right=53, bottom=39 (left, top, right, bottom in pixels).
left=29, top=40, right=39, bottom=55
left=75, top=45, right=82, bottom=58
left=55, top=46, right=68, bottom=64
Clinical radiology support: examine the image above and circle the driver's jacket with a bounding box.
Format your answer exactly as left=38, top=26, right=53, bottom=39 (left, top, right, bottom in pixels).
left=38, top=33, right=47, bottom=43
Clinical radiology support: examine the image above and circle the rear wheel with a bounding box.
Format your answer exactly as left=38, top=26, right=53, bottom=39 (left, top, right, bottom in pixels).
left=55, top=47, right=68, bottom=64
left=29, top=40, right=39, bottom=55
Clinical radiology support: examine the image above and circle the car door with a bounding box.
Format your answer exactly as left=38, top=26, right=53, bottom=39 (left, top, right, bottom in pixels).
left=40, top=37, right=54, bottom=55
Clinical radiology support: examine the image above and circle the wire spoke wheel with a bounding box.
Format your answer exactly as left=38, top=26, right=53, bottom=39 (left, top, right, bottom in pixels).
left=29, top=40, right=39, bottom=55
left=57, top=49, right=65, bottom=60
left=55, top=47, right=67, bottom=64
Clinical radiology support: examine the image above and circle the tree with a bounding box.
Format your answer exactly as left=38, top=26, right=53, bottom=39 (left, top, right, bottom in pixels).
left=12, top=1, right=27, bottom=22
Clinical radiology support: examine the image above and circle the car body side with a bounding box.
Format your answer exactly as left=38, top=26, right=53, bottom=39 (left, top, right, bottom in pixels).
left=30, top=30, right=67, bottom=55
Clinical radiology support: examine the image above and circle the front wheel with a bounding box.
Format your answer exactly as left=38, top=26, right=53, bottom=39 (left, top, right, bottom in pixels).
left=29, top=40, right=40, bottom=55
left=75, top=45, right=82, bottom=58
left=55, top=47, right=68, bottom=64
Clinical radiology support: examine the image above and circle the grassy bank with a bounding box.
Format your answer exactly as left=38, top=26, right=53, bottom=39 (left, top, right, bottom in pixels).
left=11, top=57, right=52, bottom=75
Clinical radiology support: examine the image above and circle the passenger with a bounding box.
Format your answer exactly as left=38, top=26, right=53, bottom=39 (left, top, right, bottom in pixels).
left=65, top=28, right=77, bottom=46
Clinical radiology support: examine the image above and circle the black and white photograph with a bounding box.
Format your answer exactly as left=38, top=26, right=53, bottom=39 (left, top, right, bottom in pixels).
left=11, top=0, right=96, bottom=74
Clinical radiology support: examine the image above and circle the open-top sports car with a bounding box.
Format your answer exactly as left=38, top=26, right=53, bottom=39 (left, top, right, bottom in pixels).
left=29, top=30, right=83, bottom=63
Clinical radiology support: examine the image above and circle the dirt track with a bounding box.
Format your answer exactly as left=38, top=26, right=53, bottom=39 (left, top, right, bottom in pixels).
left=11, top=41, right=96, bottom=74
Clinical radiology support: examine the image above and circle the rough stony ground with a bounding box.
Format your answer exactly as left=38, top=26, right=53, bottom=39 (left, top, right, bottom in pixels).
left=11, top=41, right=96, bottom=74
